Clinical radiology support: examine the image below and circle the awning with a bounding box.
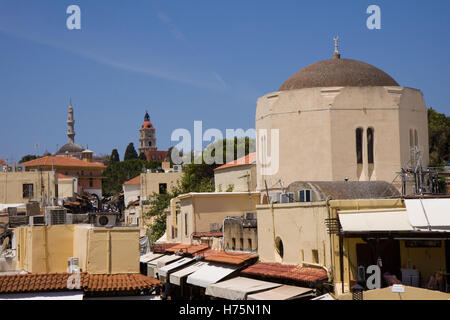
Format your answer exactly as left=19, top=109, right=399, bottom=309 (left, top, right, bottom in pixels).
left=140, top=252, right=164, bottom=263
left=158, top=257, right=194, bottom=280
left=405, top=199, right=450, bottom=231
left=186, top=263, right=239, bottom=288
left=205, top=277, right=282, bottom=300
left=247, top=285, right=314, bottom=300
left=154, top=255, right=183, bottom=269
left=338, top=209, right=413, bottom=232
left=170, top=262, right=208, bottom=286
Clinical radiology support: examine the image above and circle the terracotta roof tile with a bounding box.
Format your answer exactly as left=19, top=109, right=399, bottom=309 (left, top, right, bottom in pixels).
left=0, top=273, right=161, bottom=296
left=150, top=242, right=180, bottom=253
left=214, top=152, right=256, bottom=171
left=241, top=262, right=328, bottom=284
left=192, top=232, right=223, bottom=238
left=24, top=156, right=106, bottom=169
left=199, top=250, right=258, bottom=265
left=57, top=173, right=72, bottom=179
left=165, top=244, right=209, bottom=255
left=124, top=175, right=140, bottom=185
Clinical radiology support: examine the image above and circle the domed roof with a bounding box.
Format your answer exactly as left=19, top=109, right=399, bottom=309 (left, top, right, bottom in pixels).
left=57, top=143, right=85, bottom=154
left=279, top=58, right=399, bottom=91
left=141, top=121, right=154, bottom=129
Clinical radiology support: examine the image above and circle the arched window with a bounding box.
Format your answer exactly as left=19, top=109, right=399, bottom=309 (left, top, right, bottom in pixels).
left=367, top=127, right=374, bottom=164
left=149, top=141, right=152, bottom=146
left=356, top=128, right=363, bottom=164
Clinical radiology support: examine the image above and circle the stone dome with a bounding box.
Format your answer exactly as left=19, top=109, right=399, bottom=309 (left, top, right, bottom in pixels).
left=279, top=58, right=399, bottom=91
left=56, top=143, right=85, bottom=154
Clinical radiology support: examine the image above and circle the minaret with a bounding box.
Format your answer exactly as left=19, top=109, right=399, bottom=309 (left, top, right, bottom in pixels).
left=67, top=100, right=75, bottom=144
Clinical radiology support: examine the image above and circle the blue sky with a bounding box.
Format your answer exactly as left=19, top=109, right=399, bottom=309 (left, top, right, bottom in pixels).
left=1, top=0, right=449, bottom=162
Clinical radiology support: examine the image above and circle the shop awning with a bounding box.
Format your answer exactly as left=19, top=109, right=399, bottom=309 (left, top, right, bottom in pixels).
left=158, top=257, right=194, bottom=279
left=140, top=252, right=164, bottom=263
left=170, top=261, right=209, bottom=286
left=405, top=199, right=450, bottom=231
left=147, top=254, right=181, bottom=268
left=338, top=209, right=413, bottom=232
left=205, top=277, right=282, bottom=300
left=186, top=263, right=239, bottom=288
left=247, top=285, right=314, bottom=300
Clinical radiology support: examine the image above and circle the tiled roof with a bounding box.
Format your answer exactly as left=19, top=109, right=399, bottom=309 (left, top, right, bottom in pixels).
left=214, top=152, right=256, bottom=171
left=150, top=242, right=180, bottom=253
left=0, top=273, right=161, bottom=296
left=165, top=244, right=209, bottom=255
left=124, top=175, right=140, bottom=185
left=24, top=156, right=105, bottom=169
left=192, top=232, right=223, bottom=238
left=58, top=173, right=72, bottom=179
left=200, top=250, right=258, bottom=266
left=241, top=263, right=328, bottom=284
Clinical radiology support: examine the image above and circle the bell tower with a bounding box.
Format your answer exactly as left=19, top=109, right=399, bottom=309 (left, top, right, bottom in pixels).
left=138, top=111, right=157, bottom=154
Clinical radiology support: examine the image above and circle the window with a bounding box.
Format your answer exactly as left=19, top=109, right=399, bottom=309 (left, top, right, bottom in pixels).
left=356, top=128, right=363, bottom=164
left=232, top=238, right=236, bottom=250
left=159, top=183, right=167, bottom=194
left=409, top=129, right=414, bottom=149
left=149, top=141, right=152, bottom=146
left=158, top=155, right=162, bottom=160
left=89, top=178, right=93, bottom=188
left=22, top=184, right=34, bottom=198
left=414, top=129, right=418, bottom=147
left=299, top=189, right=312, bottom=202
left=367, top=127, right=374, bottom=164
left=152, top=155, right=156, bottom=160
left=81, top=170, right=84, bottom=176
left=240, top=238, right=244, bottom=250
left=184, top=213, right=188, bottom=236
left=248, top=239, right=253, bottom=251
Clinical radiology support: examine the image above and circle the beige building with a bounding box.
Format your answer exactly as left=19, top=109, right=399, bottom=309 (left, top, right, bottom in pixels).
left=214, top=153, right=257, bottom=192
left=256, top=44, right=429, bottom=192
left=167, top=192, right=260, bottom=245
left=57, top=173, right=75, bottom=200
left=14, top=224, right=140, bottom=274
left=140, top=171, right=182, bottom=202
left=0, top=171, right=58, bottom=208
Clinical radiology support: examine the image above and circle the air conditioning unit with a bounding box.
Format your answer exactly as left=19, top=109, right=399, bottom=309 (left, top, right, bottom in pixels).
left=15, top=164, right=25, bottom=172
left=279, top=192, right=295, bottom=203
left=45, top=208, right=67, bottom=225
left=94, top=213, right=117, bottom=227
left=298, top=189, right=312, bottom=202
left=173, top=165, right=182, bottom=172
left=67, top=257, right=80, bottom=273
left=268, top=192, right=280, bottom=204
left=66, top=213, right=73, bottom=225
left=29, top=215, right=45, bottom=226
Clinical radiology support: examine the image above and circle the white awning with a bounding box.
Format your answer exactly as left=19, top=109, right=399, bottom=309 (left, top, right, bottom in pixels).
left=405, top=199, right=450, bottom=231
left=170, top=261, right=208, bottom=286
left=186, top=263, right=239, bottom=288
left=338, top=209, right=413, bottom=232
left=206, top=277, right=282, bottom=300
left=147, top=254, right=181, bottom=268
left=158, top=257, right=194, bottom=279
left=247, top=285, right=314, bottom=300
left=140, top=252, right=164, bottom=263
left=155, top=254, right=183, bottom=269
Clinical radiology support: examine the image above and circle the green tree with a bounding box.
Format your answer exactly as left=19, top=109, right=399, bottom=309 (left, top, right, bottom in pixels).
left=18, top=154, right=39, bottom=163
left=428, top=108, right=450, bottom=166
left=138, top=152, right=147, bottom=161
left=110, top=149, right=120, bottom=164
left=102, top=159, right=161, bottom=196
left=124, top=143, right=138, bottom=161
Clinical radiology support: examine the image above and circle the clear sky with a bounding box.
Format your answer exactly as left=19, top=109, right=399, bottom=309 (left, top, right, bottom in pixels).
left=1, top=0, right=449, bottom=162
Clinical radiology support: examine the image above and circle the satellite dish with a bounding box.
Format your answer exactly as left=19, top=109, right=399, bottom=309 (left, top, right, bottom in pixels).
left=0, top=237, right=9, bottom=255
